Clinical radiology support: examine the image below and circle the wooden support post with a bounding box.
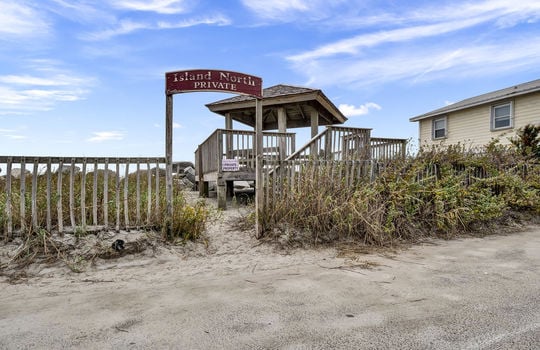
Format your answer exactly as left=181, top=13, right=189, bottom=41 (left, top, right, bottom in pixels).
left=310, top=109, right=319, bottom=157
left=255, top=98, right=263, bottom=238
left=217, top=131, right=226, bottom=210
left=277, top=107, right=287, bottom=160
left=217, top=175, right=227, bottom=210
left=165, top=93, right=174, bottom=231
left=197, top=146, right=205, bottom=197
left=225, top=112, right=233, bottom=158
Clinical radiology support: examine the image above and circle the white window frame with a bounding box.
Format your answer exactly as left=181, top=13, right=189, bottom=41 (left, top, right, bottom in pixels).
left=491, top=101, right=513, bottom=131
left=432, top=117, right=447, bottom=140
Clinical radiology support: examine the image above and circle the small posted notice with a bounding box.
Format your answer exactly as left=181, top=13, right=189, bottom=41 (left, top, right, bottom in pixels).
left=222, top=158, right=240, bottom=171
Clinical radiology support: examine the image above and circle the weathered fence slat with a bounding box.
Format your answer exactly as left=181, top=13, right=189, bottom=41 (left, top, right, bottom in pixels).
left=57, top=160, right=64, bottom=234
left=124, top=162, right=130, bottom=230
left=5, top=158, right=13, bottom=239
left=92, top=160, right=98, bottom=226
left=31, top=160, right=38, bottom=231
left=46, top=159, right=52, bottom=232
left=69, top=158, right=76, bottom=230
left=81, top=159, right=87, bottom=229
left=147, top=160, right=152, bottom=225
left=136, top=160, right=141, bottom=229
left=115, top=161, right=120, bottom=233
left=103, top=159, right=109, bottom=229
left=20, top=160, right=26, bottom=233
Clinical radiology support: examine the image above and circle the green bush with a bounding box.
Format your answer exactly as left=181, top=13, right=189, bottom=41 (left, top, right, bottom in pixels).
left=163, top=194, right=210, bottom=242
left=261, top=141, right=540, bottom=245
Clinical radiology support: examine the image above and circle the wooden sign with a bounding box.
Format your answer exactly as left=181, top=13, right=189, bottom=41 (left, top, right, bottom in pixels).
left=166, top=69, right=263, bottom=98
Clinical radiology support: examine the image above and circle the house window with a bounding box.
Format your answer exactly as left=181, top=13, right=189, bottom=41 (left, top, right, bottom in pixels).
left=491, top=102, right=513, bottom=130
left=432, top=117, right=447, bottom=139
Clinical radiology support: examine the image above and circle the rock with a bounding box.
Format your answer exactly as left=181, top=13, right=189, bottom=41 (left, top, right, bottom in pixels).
left=234, top=181, right=251, bottom=189
left=184, top=166, right=196, bottom=184
left=10, top=168, right=31, bottom=179
left=56, top=165, right=81, bottom=174
left=173, top=161, right=195, bottom=174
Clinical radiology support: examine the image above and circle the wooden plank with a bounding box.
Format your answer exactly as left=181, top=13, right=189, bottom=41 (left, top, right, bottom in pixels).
left=165, top=93, right=173, bottom=225
left=20, top=159, right=26, bottom=234
left=115, top=161, right=120, bottom=233
left=81, top=159, right=87, bottom=228
left=69, top=158, right=76, bottom=230
left=46, top=159, right=52, bottom=232
left=5, top=157, right=12, bottom=239
left=124, top=162, right=130, bottom=230
left=103, top=159, right=109, bottom=229
left=57, top=160, right=64, bottom=235
left=255, top=98, right=263, bottom=237
left=0, top=156, right=166, bottom=164
left=136, top=160, right=141, bottom=228
left=92, top=160, right=98, bottom=226
left=155, top=161, right=160, bottom=216
left=147, top=160, right=152, bottom=225
left=31, top=160, right=38, bottom=231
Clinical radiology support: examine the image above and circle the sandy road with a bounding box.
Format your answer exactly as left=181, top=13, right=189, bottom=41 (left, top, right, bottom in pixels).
left=1, top=224, right=539, bottom=349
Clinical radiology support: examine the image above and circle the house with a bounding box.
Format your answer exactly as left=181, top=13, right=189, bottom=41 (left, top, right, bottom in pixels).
left=410, top=79, right=540, bottom=148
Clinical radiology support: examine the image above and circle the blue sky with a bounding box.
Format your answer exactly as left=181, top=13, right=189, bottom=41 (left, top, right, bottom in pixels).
left=1, top=0, right=540, bottom=161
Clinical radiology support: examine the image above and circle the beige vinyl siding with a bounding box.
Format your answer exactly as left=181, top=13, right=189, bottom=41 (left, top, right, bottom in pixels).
left=418, top=91, right=540, bottom=148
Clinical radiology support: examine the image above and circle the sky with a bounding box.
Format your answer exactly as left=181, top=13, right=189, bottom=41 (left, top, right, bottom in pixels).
left=1, top=0, right=540, bottom=162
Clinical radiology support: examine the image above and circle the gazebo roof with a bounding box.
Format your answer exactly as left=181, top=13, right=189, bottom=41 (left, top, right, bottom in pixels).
left=205, top=84, right=347, bottom=130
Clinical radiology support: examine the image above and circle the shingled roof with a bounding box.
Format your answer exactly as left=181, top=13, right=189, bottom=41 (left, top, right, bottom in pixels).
left=410, top=78, right=540, bottom=122
left=206, top=84, right=347, bottom=130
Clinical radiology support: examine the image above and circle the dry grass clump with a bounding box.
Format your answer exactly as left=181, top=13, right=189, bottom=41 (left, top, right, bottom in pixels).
left=261, top=141, right=540, bottom=246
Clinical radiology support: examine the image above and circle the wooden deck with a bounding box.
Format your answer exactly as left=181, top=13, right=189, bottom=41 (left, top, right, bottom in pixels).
left=195, top=126, right=407, bottom=209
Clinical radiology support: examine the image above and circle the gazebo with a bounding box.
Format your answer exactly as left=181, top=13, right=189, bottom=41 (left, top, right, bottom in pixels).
left=195, top=84, right=407, bottom=209
left=206, top=84, right=347, bottom=137
left=196, top=84, right=349, bottom=207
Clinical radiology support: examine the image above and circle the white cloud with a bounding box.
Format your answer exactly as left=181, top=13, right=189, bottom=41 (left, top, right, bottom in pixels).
left=0, top=2, right=50, bottom=39
left=87, top=131, right=125, bottom=142
left=0, top=63, right=94, bottom=114
left=339, top=103, right=381, bottom=117
left=293, top=35, right=540, bottom=88
left=286, top=0, right=540, bottom=88
left=111, top=0, right=189, bottom=14
left=0, top=127, right=27, bottom=140
left=241, top=0, right=351, bottom=21
left=288, top=17, right=489, bottom=63
left=83, top=15, right=230, bottom=40
left=173, top=122, right=182, bottom=128
left=241, top=0, right=309, bottom=19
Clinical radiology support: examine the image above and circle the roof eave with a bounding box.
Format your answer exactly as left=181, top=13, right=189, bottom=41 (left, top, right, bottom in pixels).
left=410, top=85, right=540, bottom=122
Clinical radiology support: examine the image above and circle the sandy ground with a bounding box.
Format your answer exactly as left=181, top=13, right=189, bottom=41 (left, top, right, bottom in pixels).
left=1, top=197, right=539, bottom=349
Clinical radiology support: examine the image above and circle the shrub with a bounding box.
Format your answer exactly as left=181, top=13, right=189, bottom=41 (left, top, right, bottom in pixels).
left=260, top=141, right=540, bottom=245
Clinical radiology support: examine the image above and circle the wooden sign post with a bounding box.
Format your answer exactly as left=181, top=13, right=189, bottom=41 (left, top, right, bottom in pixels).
left=164, top=69, right=263, bottom=235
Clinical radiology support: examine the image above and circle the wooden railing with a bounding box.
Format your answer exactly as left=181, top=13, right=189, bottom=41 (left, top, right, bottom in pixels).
left=286, top=126, right=407, bottom=163
left=371, top=137, right=408, bottom=161
left=0, top=156, right=169, bottom=238
left=195, top=129, right=296, bottom=177
left=286, top=126, right=372, bottom=161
